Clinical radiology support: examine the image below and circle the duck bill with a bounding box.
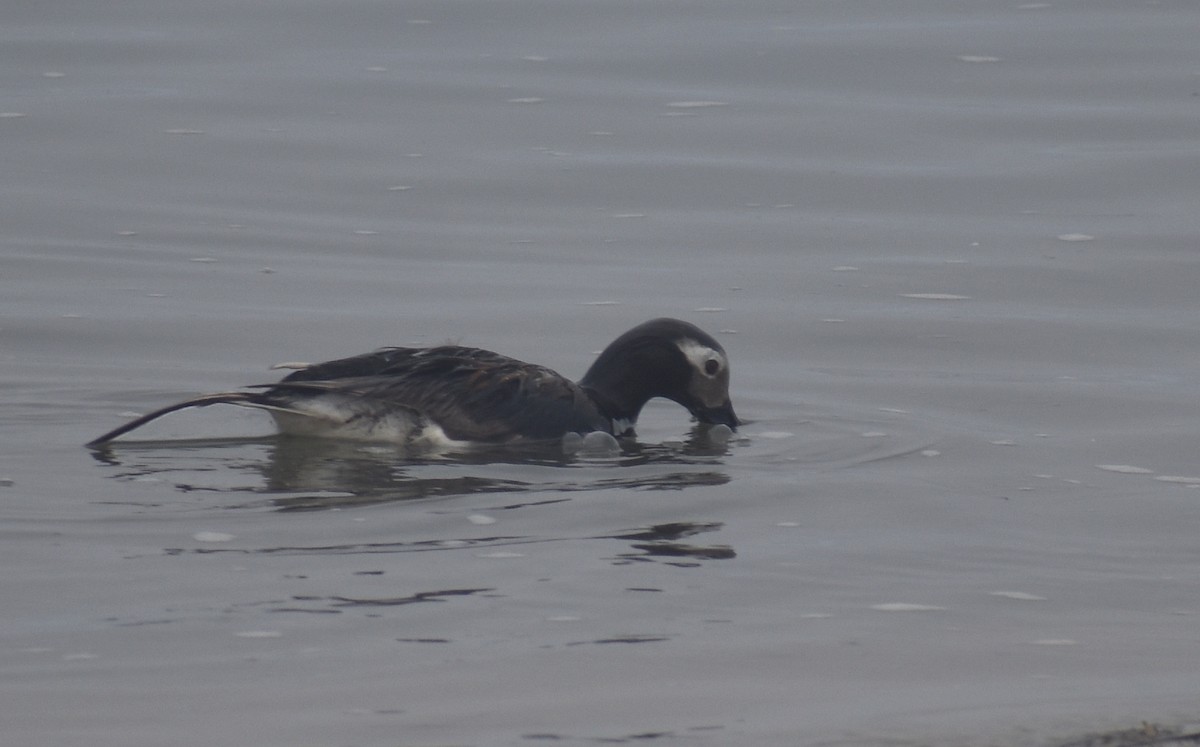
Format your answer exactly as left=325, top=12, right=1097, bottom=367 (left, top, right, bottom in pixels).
left=693, top=400, right=739, bottom=430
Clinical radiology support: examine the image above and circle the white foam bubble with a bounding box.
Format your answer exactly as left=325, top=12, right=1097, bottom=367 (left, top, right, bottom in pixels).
left=706, top=424, right=734, bottom=443
left=989, top=591, right=1046, bottom=601
left=580, top=431, right=621, bottom=456
left=871, top=603, right=945, bottom=612
left=1096, top=464, right=1154, bottom=474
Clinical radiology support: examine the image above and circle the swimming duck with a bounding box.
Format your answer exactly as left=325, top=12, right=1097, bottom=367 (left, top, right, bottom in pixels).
left=86, top=317, right=738, bottom=448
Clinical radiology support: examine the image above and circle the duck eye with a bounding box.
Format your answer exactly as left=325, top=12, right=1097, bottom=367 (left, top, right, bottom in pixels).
left=704, top=358, right=721, bottom=377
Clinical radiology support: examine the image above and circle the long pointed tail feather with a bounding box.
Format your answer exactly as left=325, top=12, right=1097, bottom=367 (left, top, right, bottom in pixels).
left=86, top=392, right=257, bottom=447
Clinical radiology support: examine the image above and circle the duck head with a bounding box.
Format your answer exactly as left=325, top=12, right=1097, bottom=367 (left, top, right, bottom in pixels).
left=580, top=318, right=739, bottom=435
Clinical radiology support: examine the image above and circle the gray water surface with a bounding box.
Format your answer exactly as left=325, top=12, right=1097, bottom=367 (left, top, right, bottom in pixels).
left=4, top=2, right=1200, bottom=745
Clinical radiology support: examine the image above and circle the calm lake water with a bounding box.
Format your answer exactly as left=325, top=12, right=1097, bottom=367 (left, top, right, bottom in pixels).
left=4, top=2, right=1200, bottom=745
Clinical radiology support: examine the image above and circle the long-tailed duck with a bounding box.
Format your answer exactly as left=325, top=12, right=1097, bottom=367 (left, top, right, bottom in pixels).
left=87, top=318, right=738, bottom=449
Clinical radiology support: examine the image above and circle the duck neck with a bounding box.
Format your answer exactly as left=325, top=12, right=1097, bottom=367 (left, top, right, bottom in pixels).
left=579, top=338, right=684, bottom=431
left=579, top=382, right=646, bottom=434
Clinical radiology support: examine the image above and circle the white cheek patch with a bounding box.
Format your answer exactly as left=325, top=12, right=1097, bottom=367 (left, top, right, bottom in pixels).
left=675, top=338, right=725, bottom=376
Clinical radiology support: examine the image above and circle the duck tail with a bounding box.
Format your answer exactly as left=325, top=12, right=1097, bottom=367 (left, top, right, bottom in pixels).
left=86, top=392, right=256, bottom=447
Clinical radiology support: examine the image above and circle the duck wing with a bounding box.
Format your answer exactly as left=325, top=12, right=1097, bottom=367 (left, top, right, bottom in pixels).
left=274, top=346, right=426, bottom=382
left=260, top=346, right=609, bottom=442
